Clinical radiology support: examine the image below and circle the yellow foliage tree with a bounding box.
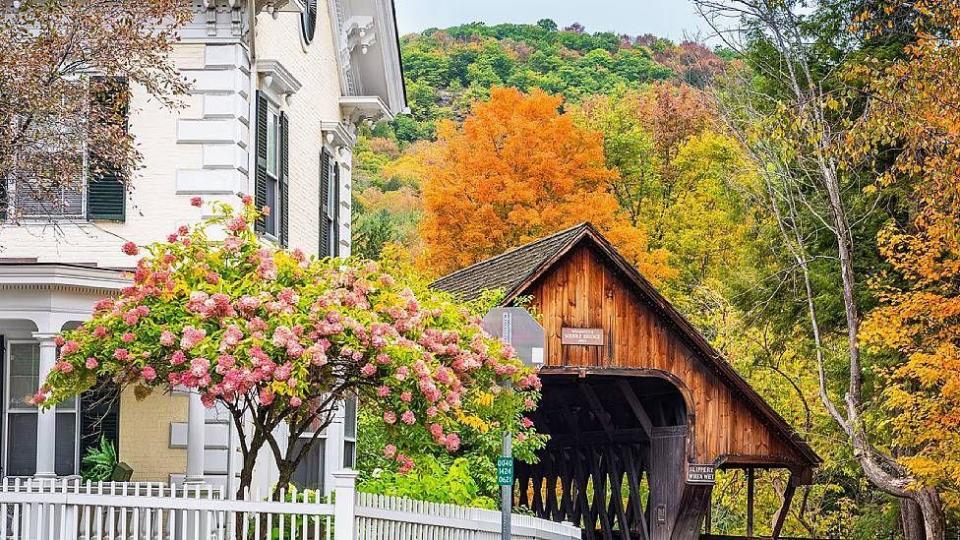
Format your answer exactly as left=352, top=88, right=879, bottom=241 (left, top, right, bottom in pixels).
left=858, top=0, right=960, bottom=510
left=417, top=87, right=672, bottom=279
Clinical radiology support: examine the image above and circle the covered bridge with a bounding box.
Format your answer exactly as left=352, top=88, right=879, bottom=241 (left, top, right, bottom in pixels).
left=432, top=223, right=820, bottom=540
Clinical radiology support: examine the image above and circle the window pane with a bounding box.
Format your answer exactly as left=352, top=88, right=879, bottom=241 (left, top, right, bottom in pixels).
left=16, top=178, right=83, bottom=218
left=8, top=343, right=39, bottom=411
left=291, top=438, right=325, bottom=492
left=343, top=397, right=357, bottom=439
left=265, top=178, right=277, bottom=236
left=343, top=441, right=355, bottom=469
left=7, top=414, right=37, bottom=476
left=55, top=412, right=77, bottom=475
left=266, top=111, right=278, bottom=178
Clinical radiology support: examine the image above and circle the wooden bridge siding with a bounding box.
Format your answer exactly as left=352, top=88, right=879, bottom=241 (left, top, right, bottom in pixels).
left=526, top=245, right=801, bottom=465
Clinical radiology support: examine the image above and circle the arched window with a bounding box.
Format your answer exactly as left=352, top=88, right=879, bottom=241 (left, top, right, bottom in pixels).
left=301, top=0, right=317, bottom=44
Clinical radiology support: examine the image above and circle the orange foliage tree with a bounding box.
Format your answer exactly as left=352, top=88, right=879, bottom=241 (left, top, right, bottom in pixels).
left=418, top=87, right=672, bottom=279
left=858, top=0, right=960, bottom=511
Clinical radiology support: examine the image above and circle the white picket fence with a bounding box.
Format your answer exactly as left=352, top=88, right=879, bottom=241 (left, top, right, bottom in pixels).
left=0, top=477, right=335, bottom=540
left=355, top=493, right=580, bottom=540
left=0, top=475, right=579, bottom=540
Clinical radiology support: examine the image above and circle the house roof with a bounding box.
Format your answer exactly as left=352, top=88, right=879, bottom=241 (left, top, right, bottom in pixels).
left=431, top=223, right=821, bottom=468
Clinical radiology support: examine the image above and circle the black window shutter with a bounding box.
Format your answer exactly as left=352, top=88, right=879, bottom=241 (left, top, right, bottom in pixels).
left=79, top=380, right=121, bottom=460
left=279, top=112, right=289, bottom=247
left=333, top=162, right=340, bottom=256
left=87, top=76, right=128, bottom=221
left=255, top=92, right=268, bottom=234
left=0, top=178, right=7, bottom=221
left=319, top=150, right=330, bottom=257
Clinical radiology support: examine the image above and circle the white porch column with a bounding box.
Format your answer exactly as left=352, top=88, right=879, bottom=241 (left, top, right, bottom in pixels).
left=33, top=332, right=58, bottom=478
left=184, top=389, right=206, bottom=485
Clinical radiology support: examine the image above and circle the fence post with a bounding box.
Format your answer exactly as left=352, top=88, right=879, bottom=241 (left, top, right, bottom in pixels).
left=332, top=470, right=357, bottom=540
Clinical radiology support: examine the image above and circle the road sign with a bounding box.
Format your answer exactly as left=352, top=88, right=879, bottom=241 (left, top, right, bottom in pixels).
left=497, top=456, right=514, bottom=486
left=482, top=307, right=545, bottom=366
left=687, top=463, right=716, bottom=485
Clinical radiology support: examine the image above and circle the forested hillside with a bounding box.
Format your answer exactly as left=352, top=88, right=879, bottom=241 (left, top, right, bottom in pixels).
left=351, top=20, right=726, bottom=264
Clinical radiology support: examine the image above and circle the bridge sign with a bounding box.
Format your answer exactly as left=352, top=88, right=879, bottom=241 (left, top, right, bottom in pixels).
left=687, top=463, right=716, bottom=485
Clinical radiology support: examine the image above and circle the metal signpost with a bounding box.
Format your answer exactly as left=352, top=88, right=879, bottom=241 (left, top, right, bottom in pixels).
left=482, top=307, right=544, bottom=540
left=499, top=435, right=514, bottom=539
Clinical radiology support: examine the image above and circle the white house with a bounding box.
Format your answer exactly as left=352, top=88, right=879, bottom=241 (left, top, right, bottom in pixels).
left=0, top=0, right=405, bottom=497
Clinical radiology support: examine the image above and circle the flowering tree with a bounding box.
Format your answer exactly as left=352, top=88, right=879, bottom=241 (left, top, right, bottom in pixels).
left=35, top=199, right=544, bottom=498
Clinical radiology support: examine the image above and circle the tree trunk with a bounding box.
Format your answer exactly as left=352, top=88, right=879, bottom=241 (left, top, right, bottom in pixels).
left=274, top=460, right=296, bottom=502
left=901, top=497, right=926, bottom=540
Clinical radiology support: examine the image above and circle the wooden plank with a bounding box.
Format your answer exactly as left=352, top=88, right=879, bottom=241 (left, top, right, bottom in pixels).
left=746, top=468, right=755, bottom=538
left=580, top=384, right=616, bottom=440
left=771, top=473, right=799, bottom=539
left=618, top=380, right=654, bottom=436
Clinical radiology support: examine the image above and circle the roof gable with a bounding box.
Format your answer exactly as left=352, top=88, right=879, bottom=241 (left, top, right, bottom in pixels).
left=431, top=224, right=821, bottom=467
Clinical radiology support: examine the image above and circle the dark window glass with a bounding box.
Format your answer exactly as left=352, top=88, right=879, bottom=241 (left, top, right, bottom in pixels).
left=291, top=437, right=325, bottom=492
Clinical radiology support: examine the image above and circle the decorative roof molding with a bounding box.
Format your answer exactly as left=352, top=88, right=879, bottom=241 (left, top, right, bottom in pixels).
left=339, top=95, right=392, bottom=123
left=255, top=59, right=302, bottom=103
left=338, top=15, right=377, bottom=93
left=255, top=0, right=306, bottom=16
left=321, top=121, right=358, bottom=150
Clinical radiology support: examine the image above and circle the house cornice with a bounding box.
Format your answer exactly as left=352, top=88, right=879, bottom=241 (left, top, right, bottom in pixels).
left=0, top=263, right=130, bottom=295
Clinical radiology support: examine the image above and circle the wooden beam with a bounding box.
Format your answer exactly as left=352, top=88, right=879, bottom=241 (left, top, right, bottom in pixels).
left=772, top=473, right=799, bottom=539
left=547, top=428, right=648, bottom=447
left=746, top=468, right=755, bottom=537
left=617, top=379, right=654, bottom=436
left=580, top=383, right=616, bottom=440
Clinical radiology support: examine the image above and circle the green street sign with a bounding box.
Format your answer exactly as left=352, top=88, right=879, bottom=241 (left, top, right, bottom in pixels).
left=496, top=457, right=514, bottom=486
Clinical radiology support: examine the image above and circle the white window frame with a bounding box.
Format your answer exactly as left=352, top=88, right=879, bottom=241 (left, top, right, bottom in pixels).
left=291, top=430, right=327, bottom=493
left=2, top=340, right=81, bottom=477
left=263, top=102, right=283, bottom=239
left=342, top=396, right=356, bottom=469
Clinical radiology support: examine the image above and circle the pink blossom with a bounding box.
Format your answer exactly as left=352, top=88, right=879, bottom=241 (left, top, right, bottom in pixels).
left=241, top=194, right=253, bottom=205
left=190, top=196, right=203, bottom=208
left=524, top=398, right=536, bottom=410
left=383, top=444, right=397, bottom=459
left=444, top=433, right=460, bottom=452
left=377, top=385, right=390, bottom=397
left=429, top=423, right=444, bottom=438
left=171, top=350, right=187, bottom=365
left=516, top=433, right=527, bottom=442
left=394, top=366, right=409, bottom=381
left=112, top=348, right=130, bottom=362
left=181, top=326, right=206, bottom=350
left=397, top=454, right=414, bottom=474
left=383, top=411, right=397, bottom=425
left=85, top=357, right=99, bottom=369
left=289, top=397, right=302, bottom=407
left=121, top=332, right=135, bottom=343
left=167, top=233, right=178, bottom=243
left=61, top=340, right=79, bottom=356
left=189, top=357, right=210, bottom=378
left=400, top=391, right=412, bottom=403
left=54, top=335, right=65, bottom=347
left=121, top=242, right=139, bottom=256
left=53, top=361, right=73, bottom=374
left=360, top=364, right=376, bottom=377
left=259, top=387, right=275, bottom=406
left=400, top=411, right=416, bottom=425
left=141, top=366, right=157, bottom=381
left=426, top=406, right=438, bottom=417
left=521, top=417, right=534, bottom=429
left=93, top=326, right=108, bottom=338
left=204, top=272, right=220, bottom=285
left=227, top=216, right=246, bottom=232
left=160, top=330, right=176, bottom=347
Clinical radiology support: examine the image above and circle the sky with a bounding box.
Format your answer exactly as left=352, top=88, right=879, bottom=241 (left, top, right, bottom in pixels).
left=393, top=0, right=711, bottom=42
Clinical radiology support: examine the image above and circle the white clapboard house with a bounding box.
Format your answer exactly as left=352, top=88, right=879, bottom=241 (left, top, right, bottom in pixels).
left=0, top=0, right=405, bottom=497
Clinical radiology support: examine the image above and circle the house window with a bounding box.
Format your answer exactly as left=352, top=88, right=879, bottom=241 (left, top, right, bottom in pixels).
left=264, top=105, right=282, bottom=237
left=3, top=341, right=79, bottom=476
left=291, top=436, right=325, bottom=492
left=342, top=396, right=356, bottom=469
left=6, top=177, right=85, bottom=219
left=322, top=156, right=339, bottom=257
